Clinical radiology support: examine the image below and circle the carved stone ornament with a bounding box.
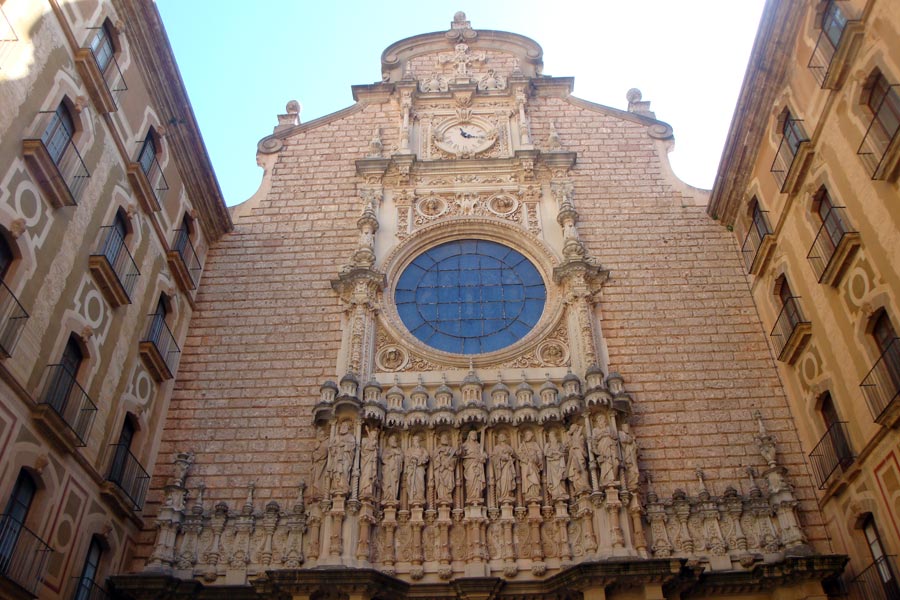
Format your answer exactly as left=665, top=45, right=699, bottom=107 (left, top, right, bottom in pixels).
left=377, top=345, right=410, bottom=372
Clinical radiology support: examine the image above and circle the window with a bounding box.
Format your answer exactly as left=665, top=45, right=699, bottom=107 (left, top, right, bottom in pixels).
left=862, top=311, right=900, bottom=422
left=73, top=537, right=102, bottom=600
left=41, top=102, right=75, bottom=166
left=0, top=470, right=36, bottom=568
left=782, top=114, right=806, bottom=156
left=145, top=297, right=167, bottom=349
left=861, top=518, right=900, bottom=599
left=45, top=336, right=84, bottom=416
left=89, top=22, right=114, bottom=73
left=820, top=393, right=852, bottom=466
left=873, top=311, right=900, bottom=391
left=865, top=72, right=900, bottom=147
left=821, top=0, right=847, bottom=48
left=137, top=135, right=156, bottom=176
left=395, top=239, right=546, bottom=354
left=108, top=417, right=135, bottom=489
left=0, top=235, right=12, bottom=280
left=778, top=279, right=802, bottom=330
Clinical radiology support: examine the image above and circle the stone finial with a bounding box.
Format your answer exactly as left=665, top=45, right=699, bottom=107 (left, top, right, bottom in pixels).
left=275, top=100, right=301, bottom=133
left=171, top=451, right=194, bottom=488
left=245, top=481, right=256, bottom=509
left=626, top=88, right=656, bottom=119
left=451, top=11, right=471, bottom=29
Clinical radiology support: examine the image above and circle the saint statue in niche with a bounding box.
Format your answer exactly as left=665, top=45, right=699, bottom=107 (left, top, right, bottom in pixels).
left=404, top=434, right=430, bottom=505
left=461, top=430, right=486, bottom=505
left=433, top=431, right=457, bottom=505
left=492, top=432, right=517, bottom=504
left=358, top=426, right=379, bottom=499
left=381, top=433, right=404, bottom=503
left=518, top=429, right=543, bottom=502
left=329, top=420, right=356, bottom=495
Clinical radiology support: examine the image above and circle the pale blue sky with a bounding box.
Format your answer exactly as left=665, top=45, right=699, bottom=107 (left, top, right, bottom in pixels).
left=156, top=1, right=766, bottom=206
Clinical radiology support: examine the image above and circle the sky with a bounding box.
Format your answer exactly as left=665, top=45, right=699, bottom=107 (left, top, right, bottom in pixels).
left=155, top=1, right=767, bottom=207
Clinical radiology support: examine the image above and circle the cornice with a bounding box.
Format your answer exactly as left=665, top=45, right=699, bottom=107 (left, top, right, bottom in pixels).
left=707, top=0, right=806, bottom=226
left=112, top=0, right=232, bottom=242
left=566, top=96, right=674, bottom=139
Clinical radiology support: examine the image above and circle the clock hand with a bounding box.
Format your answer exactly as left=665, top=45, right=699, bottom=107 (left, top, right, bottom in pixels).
left=460, top=127, right=474, bottom=139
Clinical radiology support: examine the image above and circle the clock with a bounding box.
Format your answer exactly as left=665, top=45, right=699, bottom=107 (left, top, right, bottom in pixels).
left=433, top=120, right=497, bottom=157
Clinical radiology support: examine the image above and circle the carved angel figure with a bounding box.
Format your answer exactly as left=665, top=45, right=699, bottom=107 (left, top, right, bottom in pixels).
left=358, top=426, right=380, bottom=499
left=518, top=429, right=543, bottom=502
left=381, top=433, right=404, bottom=503
left=404, top=434, right=430, bottom=505
left=433, top=432, right=457, bottom=505
left=311, top=428, right=331, bottom=498
left=544, top=429, right=568, bottom=501
left=566, top=423, right=590, bottom=496
left=618, top=423, right=640, bottom=491
left=492, top=432, right=517, bottom=504
left=329, top=420, right=357, bottom=495
left=593, top=423, right=620, bottom=488
left=461, top=431, right=486, bottom=505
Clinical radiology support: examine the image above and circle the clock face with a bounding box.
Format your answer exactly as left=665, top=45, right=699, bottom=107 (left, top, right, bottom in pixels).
left=434, top=121, right=496, bottom=157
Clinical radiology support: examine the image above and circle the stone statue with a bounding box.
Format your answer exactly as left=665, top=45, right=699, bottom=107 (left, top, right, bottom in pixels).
left=381, top=433, right=404, bottom=503
left=492, top=432, right=517, bottom=504
left=404, top=434, right=430, bottom=505
left=311, top=427, right=330, bottom=498
left=594, top=422, right=620, bottom=488
left=544, top=429, right=568, bottom=501
left=461, top=430, right=486, bottom=505
left=358, top=426, right=379, bottom=499
left=433, top=432, right=457, bottom=505
left=619, top=423, right=640, bottom=491
left=566, top=423, right=590, bottom=496
left=518, top=429, right=543, bottom=502
left=330, top=420, right=357, bottom=495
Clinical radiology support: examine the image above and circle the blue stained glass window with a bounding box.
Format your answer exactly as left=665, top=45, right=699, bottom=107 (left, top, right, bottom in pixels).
left=395, top=240, right=546, bottom=354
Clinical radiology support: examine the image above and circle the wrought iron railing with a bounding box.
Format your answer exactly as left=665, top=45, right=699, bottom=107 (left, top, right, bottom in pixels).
left=70, top=575, right=110, bottom=600
left=741, top=210, right=772, bottom=273
left=858, top=84, right=900, bottom=180
left=807, top=206, right=854, bottom=282
left=0, top=513, right=52, bottom=596
left=107, top=443, right=150, bottom=511
left=0, top=279, right=27, bottom=357
left=861, top=337, right=900, bottom=422
left=852, top=556, right=900, bottom=600
left=140, top=154, right=168, bottom=206
left=92, top=225, right=140, bottom=300
left=30, top=110, right=90, bottom=202
left=807, top=1, right=850, bottom=88
left=809, top=421, right=854, bottom=489
left=771, top=120, right=809, bottom=192
left=38, top=364, right=97, bottom=446
left=171, top=228, right=201, bottom=288
left=141, top=312, right=181, bottom=377
left=770, top=297, right=809, bottom=359
left=89, top=48, right=127, bottom=108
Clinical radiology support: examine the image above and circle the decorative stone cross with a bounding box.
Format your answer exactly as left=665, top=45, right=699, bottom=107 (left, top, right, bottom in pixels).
left=439, top=43, right=486, bottom=77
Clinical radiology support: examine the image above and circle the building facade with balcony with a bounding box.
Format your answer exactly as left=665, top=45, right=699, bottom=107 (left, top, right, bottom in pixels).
left=0, top=0, right=230, bottom=598
left=709, top=0, right=900, bottom=597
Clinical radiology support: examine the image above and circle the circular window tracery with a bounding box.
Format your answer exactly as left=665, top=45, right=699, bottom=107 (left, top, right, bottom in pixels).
left=395, top=239, right=546, bottom=355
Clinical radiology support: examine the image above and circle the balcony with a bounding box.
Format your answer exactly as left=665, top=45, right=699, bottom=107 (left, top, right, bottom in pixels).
left=33, top=365, right=97, bottom=450
left=741, top=210, right=774, bottom=275
left=74, top=47, right=126, bottom=114
left=0, top=514, right=52, bottom=598
left=809, top=421, right=854, bottom=489
left=807, top=206, right=860, bottom=286
left=166, top=228, right=201, bottom=293
left=771, top=121, right=812, bottom=194
left=104, top=443, right=150, bottom=511
left=807, top=17, right=863, bottom=89
left=861, top=337, right=900, bottom=427
left=138, top=312, right=180, bottom=382
left=770, top=297, right=812, bottom=364
left=88, top=226, right=139, bottom=307
left=22, top=111, right=90, bottom=208
left=857, top=84, right=900, bottom=181
left=126, top=155, right=168, bottom=214
left=0, top=281, right=27, bottom=358
left=69, top=576, right=109, bottom=600
left=852, top=556, right=900, bottom=600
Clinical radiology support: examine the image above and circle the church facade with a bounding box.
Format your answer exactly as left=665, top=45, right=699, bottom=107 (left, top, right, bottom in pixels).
left=112, top=11, right=846, bottom=600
